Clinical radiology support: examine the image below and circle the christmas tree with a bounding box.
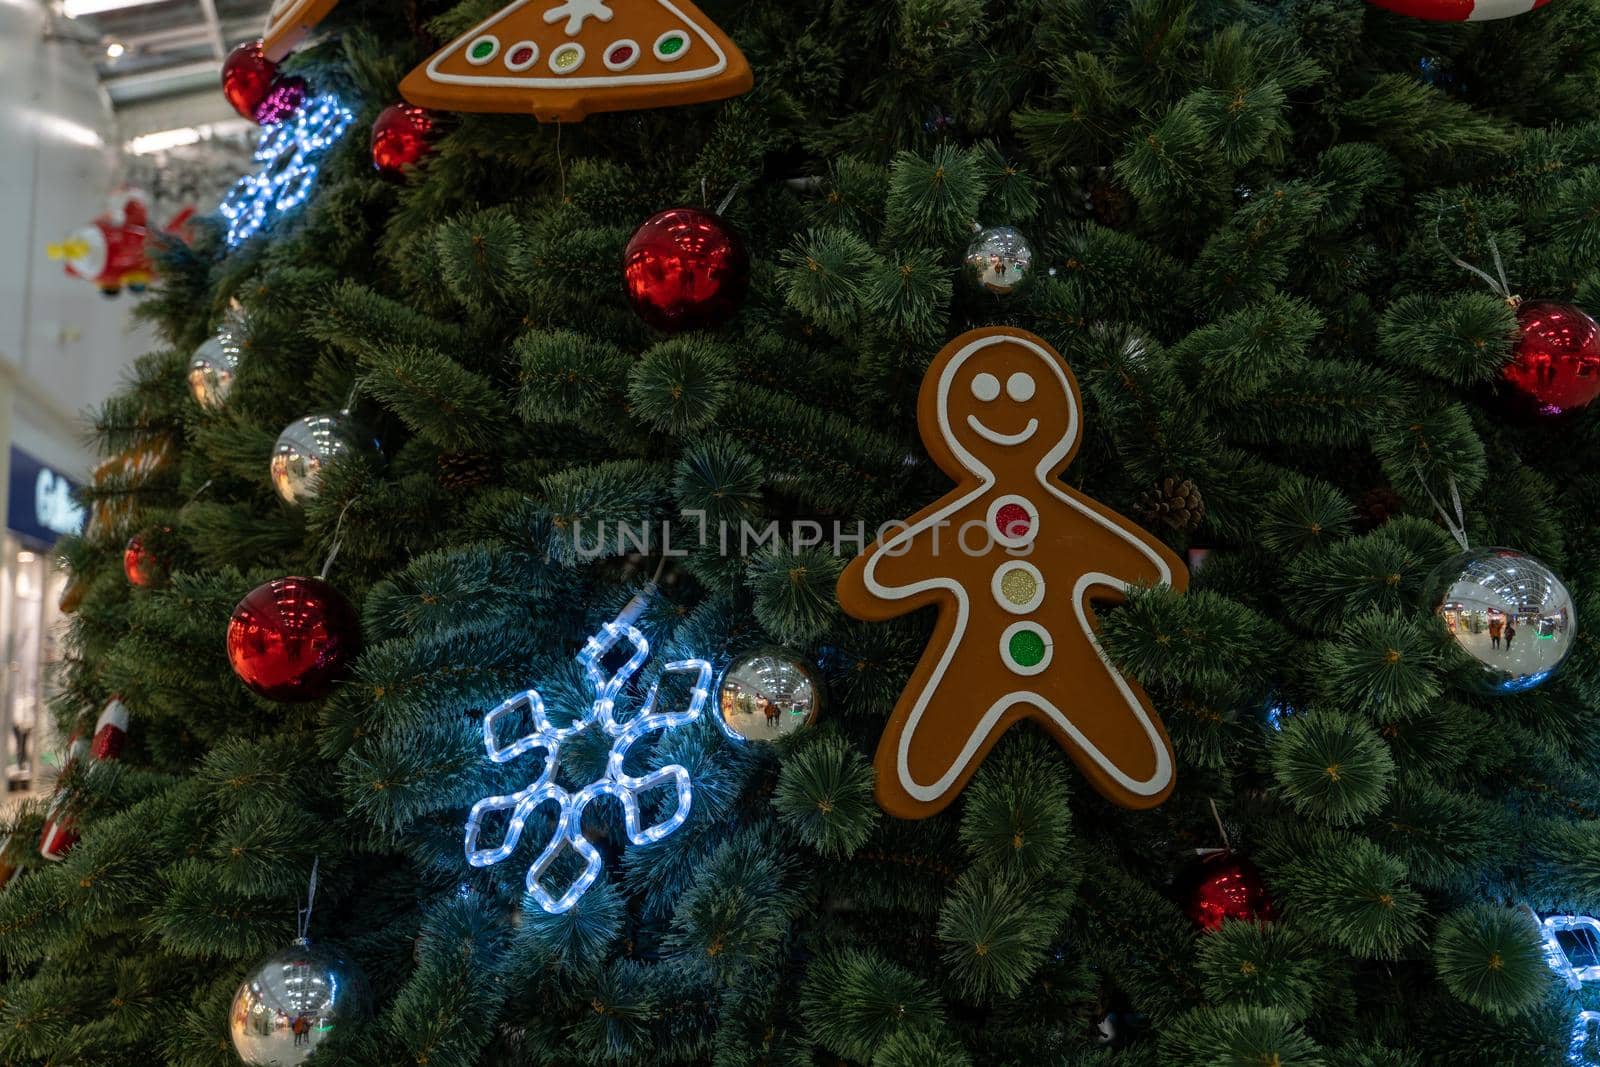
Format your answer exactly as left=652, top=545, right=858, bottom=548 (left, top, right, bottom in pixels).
left=7, top=0, right=1600, bottom=1063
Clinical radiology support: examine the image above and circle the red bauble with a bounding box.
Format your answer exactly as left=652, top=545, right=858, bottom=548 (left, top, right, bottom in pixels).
left=226, top=576, right=360, bottom=702
left=372, top=103, right=435, bottom=178
left=1365, top=0, right=1548, bottom=19
left=622, top=207, right=749, bottom=333
left=1502, top=300, right=1600, bottom=416
left=1184, top=851, right=1276, bottom=931
left=222, top=41, right=278, bottom=121
left=123, top=527, right=170, bottom=587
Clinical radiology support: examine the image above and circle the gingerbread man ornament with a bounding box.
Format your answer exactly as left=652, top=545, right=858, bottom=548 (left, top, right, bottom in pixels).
left=837, top=327, right=1187, bottom=818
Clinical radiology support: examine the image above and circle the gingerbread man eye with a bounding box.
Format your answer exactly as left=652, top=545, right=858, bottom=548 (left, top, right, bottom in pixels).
left=971, top=373, right=1001, bottom=401
left=1006, top=372, right=1036, bottom=401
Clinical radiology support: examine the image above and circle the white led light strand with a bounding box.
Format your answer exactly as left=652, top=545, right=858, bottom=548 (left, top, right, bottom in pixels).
left=1574, top=1012, right=1600, bottom=1065
left=462, top=616, right=710, bottom=913
left=1537, top=913, right=1600, bottom=1064
left=1543, top=914, right=1600, bottom=991
left=216, top=93, right=355, bottom=247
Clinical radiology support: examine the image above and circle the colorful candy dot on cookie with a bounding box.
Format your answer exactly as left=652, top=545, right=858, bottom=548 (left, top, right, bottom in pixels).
left=995, top=502, right=1031, bottom=538
left=398, top=0, right=753, bottom=121
left=604, top=40, right=639, bottom=70
left=998, top=565, right=1039, bottom=608
left=1364, top=0, right=1549, bottom=18
left=654, top=29, right=688, bottom=58
left=506, top=42, right=540, bottom=70
left=551, top=43, right=585, bottom=72
left=1006, top=626, right=1049, bottom=669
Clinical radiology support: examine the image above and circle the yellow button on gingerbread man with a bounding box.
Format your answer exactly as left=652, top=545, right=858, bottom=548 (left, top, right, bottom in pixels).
left=837, top=327, right=1188, bottom=819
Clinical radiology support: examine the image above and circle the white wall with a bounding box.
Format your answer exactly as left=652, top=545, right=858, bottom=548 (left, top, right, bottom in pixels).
left=0, top=0, right=165, bottom=480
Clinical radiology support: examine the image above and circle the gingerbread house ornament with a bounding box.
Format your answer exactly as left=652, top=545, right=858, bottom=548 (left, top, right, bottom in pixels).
left=399, top=0, right=753, bottom=121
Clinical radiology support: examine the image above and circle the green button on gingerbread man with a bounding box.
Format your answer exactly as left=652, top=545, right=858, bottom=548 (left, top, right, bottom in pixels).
left=837, top=327, right=1188, bottom=818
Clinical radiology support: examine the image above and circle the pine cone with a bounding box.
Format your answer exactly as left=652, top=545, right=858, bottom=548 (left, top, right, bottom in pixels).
left=1136, top=476, right=1205, bottom=533
left=1087, top=177, right=1136, bottom=228
left=437, top=450, right=495, bottom=491
left=1356, top=486, right=1404, bottom=532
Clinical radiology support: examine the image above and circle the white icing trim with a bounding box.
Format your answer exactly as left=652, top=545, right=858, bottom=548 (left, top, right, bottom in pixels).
left=263, top=0, right=305, bottom=42
left=1467, top=0, right=1538, bottom=18
left=985, top=494, right=1037, bottom=549
left=858, top=332, right=1176, bottom=805
left=653, top=28, right=690, bottom=61
left=991, top=560, right=1044, bottom=615
left=423, top=0, right=726, bottom=90
left=971, top=372, right=1000, bottom=401
left=1000, top=621, right=1053, bottom=675
left=504, top=40, right=541, bottom=70
left=602, top=38, right=640, bottom=71
left=465, top=34, right=500, bottom=65
left=968, top=414, right=1037, bottom=446
left=549, top=41, right=585, bottom=73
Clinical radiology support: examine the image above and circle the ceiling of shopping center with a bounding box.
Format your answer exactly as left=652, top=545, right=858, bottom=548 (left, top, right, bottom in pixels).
left=58, top=0, right=274, bottom=106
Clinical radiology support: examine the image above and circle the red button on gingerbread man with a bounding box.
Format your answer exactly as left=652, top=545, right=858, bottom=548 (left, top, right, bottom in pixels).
left=837, top=327, right=1188, bottom=818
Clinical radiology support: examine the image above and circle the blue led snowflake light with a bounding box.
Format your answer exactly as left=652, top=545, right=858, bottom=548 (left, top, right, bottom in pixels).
left=463, top=616, right=711, bottom=913
left=217, top=93, right=355, bottom=247
left=1537, top=913, right=1600, bottom=1064
left=1542, top=914, right=1600, bottom=991
left=1572, top=1012, right=1600, bottom=1066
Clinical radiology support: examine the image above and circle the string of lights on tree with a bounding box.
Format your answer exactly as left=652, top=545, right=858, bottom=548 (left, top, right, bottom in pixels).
left=1538, top=911, right=1600, bottom=1063
left=217, top=92, right=355, bottom=247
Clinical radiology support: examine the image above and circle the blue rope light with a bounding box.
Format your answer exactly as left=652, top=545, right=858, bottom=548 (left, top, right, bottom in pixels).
left=463, top=613, right=711, bottom=913
left=1539, top=914, right=1600, bottom=1063
left=217, top=93, right=356, bottom=247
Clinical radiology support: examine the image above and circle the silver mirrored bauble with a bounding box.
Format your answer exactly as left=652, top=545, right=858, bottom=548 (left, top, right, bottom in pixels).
left=1427, top=547, right=1576, bottom=694
left=229, top=938, right=370, bottom=1066
left=188, top=332, right=241, bottom=411
left=270, top=412, right=369, bottom=506
left=963, top=225, right=1034, bottom=296
left=717, top=648, right=821, bottom=742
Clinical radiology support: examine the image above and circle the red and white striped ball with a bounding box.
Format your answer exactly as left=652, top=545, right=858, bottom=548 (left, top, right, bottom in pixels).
left=38, top=699, right=130, bottom=862
left=1366, top=0, right=1549, bottom=20
left=90, top=696, right=129, bottom=760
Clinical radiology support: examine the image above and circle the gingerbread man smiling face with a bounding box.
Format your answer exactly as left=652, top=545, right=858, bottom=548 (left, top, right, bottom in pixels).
left=838, top=327, right=1188, bottom=818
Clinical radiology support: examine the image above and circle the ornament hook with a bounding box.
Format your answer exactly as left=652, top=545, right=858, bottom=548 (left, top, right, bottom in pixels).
left=1412, top=461, right=1470, bottom=553
left=296, top=855, right=319, bottom=942
left=1433, top=213, right=1518, bottom=305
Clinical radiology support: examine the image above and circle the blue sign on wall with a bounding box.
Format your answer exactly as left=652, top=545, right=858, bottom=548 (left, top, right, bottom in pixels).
left=8, top=447, right=85, bottom=546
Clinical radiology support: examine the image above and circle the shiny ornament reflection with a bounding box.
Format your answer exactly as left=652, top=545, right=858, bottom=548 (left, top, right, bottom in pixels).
left=1184, top=851, right=1275, bottom=930
left=270, top=411, right=369, bottom=506
left=221, top=40, right=303, bottom=125
left=188, top=333, right=241, bottom=411
left=226, top=576, right=361, bottom=702
left=229, top=938, right=370, bottom=1066
left=123, top=527, right=170, bottom=587
left=370, top=103, right=434, bottom=178
left=1428, top=547, right=1575, bottom=694
left=717, top=648, right=821, bottom=743
left=1503, top=301, right=1600, bottom=416
left=963, top=225, right=1034, bottom=296
left=622, top=206, right=749, bottom=333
